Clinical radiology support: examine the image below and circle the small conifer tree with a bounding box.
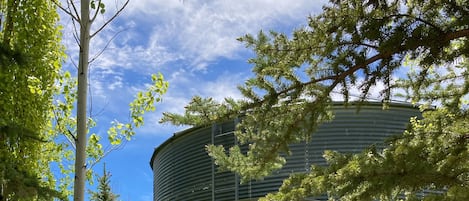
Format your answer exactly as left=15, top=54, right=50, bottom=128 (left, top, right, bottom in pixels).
left=89, top=163, right=119, bottom=201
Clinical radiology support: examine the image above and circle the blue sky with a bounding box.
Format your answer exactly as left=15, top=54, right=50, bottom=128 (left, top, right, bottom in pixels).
left=53, top=1, right=469, bottom=200
left=58, top=1, right=332, bottom=200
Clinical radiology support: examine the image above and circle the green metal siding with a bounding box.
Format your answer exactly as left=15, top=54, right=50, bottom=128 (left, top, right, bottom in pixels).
left=151, top=102, right=420, bottom=201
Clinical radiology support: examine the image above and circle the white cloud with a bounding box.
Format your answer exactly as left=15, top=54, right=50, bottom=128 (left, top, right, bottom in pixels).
left=107, top=75, right=123, bottom=90
left=135, top=70, right=247, bottom=136
left=57, top=0, right=329, bottom=137
left=124, top=0, right=326, bottom=70
left=58, top=0, right=326, bottom=103
left=197, top=72, right=245, bottom=101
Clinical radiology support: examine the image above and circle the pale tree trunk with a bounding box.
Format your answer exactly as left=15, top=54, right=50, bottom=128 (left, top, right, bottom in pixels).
left=53, top=0, right=130, bottom=200
left=74, top=0, right=90, bottom=200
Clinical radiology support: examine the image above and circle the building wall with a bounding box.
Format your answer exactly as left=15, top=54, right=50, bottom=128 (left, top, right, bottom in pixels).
left=150, top=102, right=421, bottom=201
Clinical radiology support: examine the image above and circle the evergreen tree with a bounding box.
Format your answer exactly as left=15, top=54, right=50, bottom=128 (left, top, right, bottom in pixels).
left=162, top=0, right=469, bottom=200
left=89, top=163, right=119, bottom=201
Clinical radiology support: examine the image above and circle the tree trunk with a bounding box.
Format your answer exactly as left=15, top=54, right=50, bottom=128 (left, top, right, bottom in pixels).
left=73, top=0, right=90, bottom=200
left=2, top=0, right=18, bottom=45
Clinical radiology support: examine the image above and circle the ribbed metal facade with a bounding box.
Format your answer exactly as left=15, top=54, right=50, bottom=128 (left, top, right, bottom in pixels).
left=150, top=102, right=420, bottom=201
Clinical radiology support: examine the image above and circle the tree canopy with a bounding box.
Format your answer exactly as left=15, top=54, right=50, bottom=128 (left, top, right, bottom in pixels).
left=0, top=0, right=66, bottom=200
left=161, top=0, right=469, bottom=200
left=0, top=0, right=169, bottom=200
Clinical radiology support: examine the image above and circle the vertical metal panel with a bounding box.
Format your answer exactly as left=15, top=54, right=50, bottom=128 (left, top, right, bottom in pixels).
left=153, top=126, right=213, bottom=200
left=213, top=121, right=237, bottom=201
left=151, top=102, right=420, bottom=201
left=234, top=118, right=240, bottom=201
left=211, top=124, right=216, bottom=201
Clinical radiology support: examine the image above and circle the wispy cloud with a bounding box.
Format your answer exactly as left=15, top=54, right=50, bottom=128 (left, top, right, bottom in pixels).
left=135, top=70, right=247, bottom=136
left=57, top=0, right=337, bottom=147
left=124, top=0, right=326, bottom=70
left=59, top=0, right=326, bottom=106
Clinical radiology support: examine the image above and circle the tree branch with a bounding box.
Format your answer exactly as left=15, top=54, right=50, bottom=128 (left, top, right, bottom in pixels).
left=90, top=0, right=102, bottom=23
left=52, top=0, right=80, bottom=22
left=444, top=28, right=469, bottom=41
left=53, top=109, right=77, bottom=149
left=69, top=0, right=81, bottom=23
left=66, top=129, right=77, bottom=149
left=90, top=0, right=129, bottom=38
left=241, top=28, right=469, bottom=112
left=267, top=41, right=378, bottom=54
left=71, top=16, right=81, bottom=48
left=88, top=140, right=126, bottom=169
left=89, top=29, right=126, bottom=64
left=385, top=14, right=443, bottom=32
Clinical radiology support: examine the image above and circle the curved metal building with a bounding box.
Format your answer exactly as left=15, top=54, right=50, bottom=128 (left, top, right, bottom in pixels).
left=150, top=102, right=420, bottom=201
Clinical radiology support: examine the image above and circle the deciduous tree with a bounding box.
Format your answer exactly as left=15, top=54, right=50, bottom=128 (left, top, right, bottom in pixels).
left=55, top=0, right=168, bottom=200
left=51, top=72, right=167, bottom=199
left=0, top=0, right=66, bottom=200
left=162, top=0, right=469, bottom=200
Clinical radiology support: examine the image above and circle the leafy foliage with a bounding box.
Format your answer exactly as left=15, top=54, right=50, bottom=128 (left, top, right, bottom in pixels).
left=54, top=0, right=166, bottom=200
left=0, top=0, right=66, bottom=200
left=0, top=0, right=168, bottom=200
left=51, top=71, right=168, bottom=197
left=162, top=0, right=469, bottom=200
